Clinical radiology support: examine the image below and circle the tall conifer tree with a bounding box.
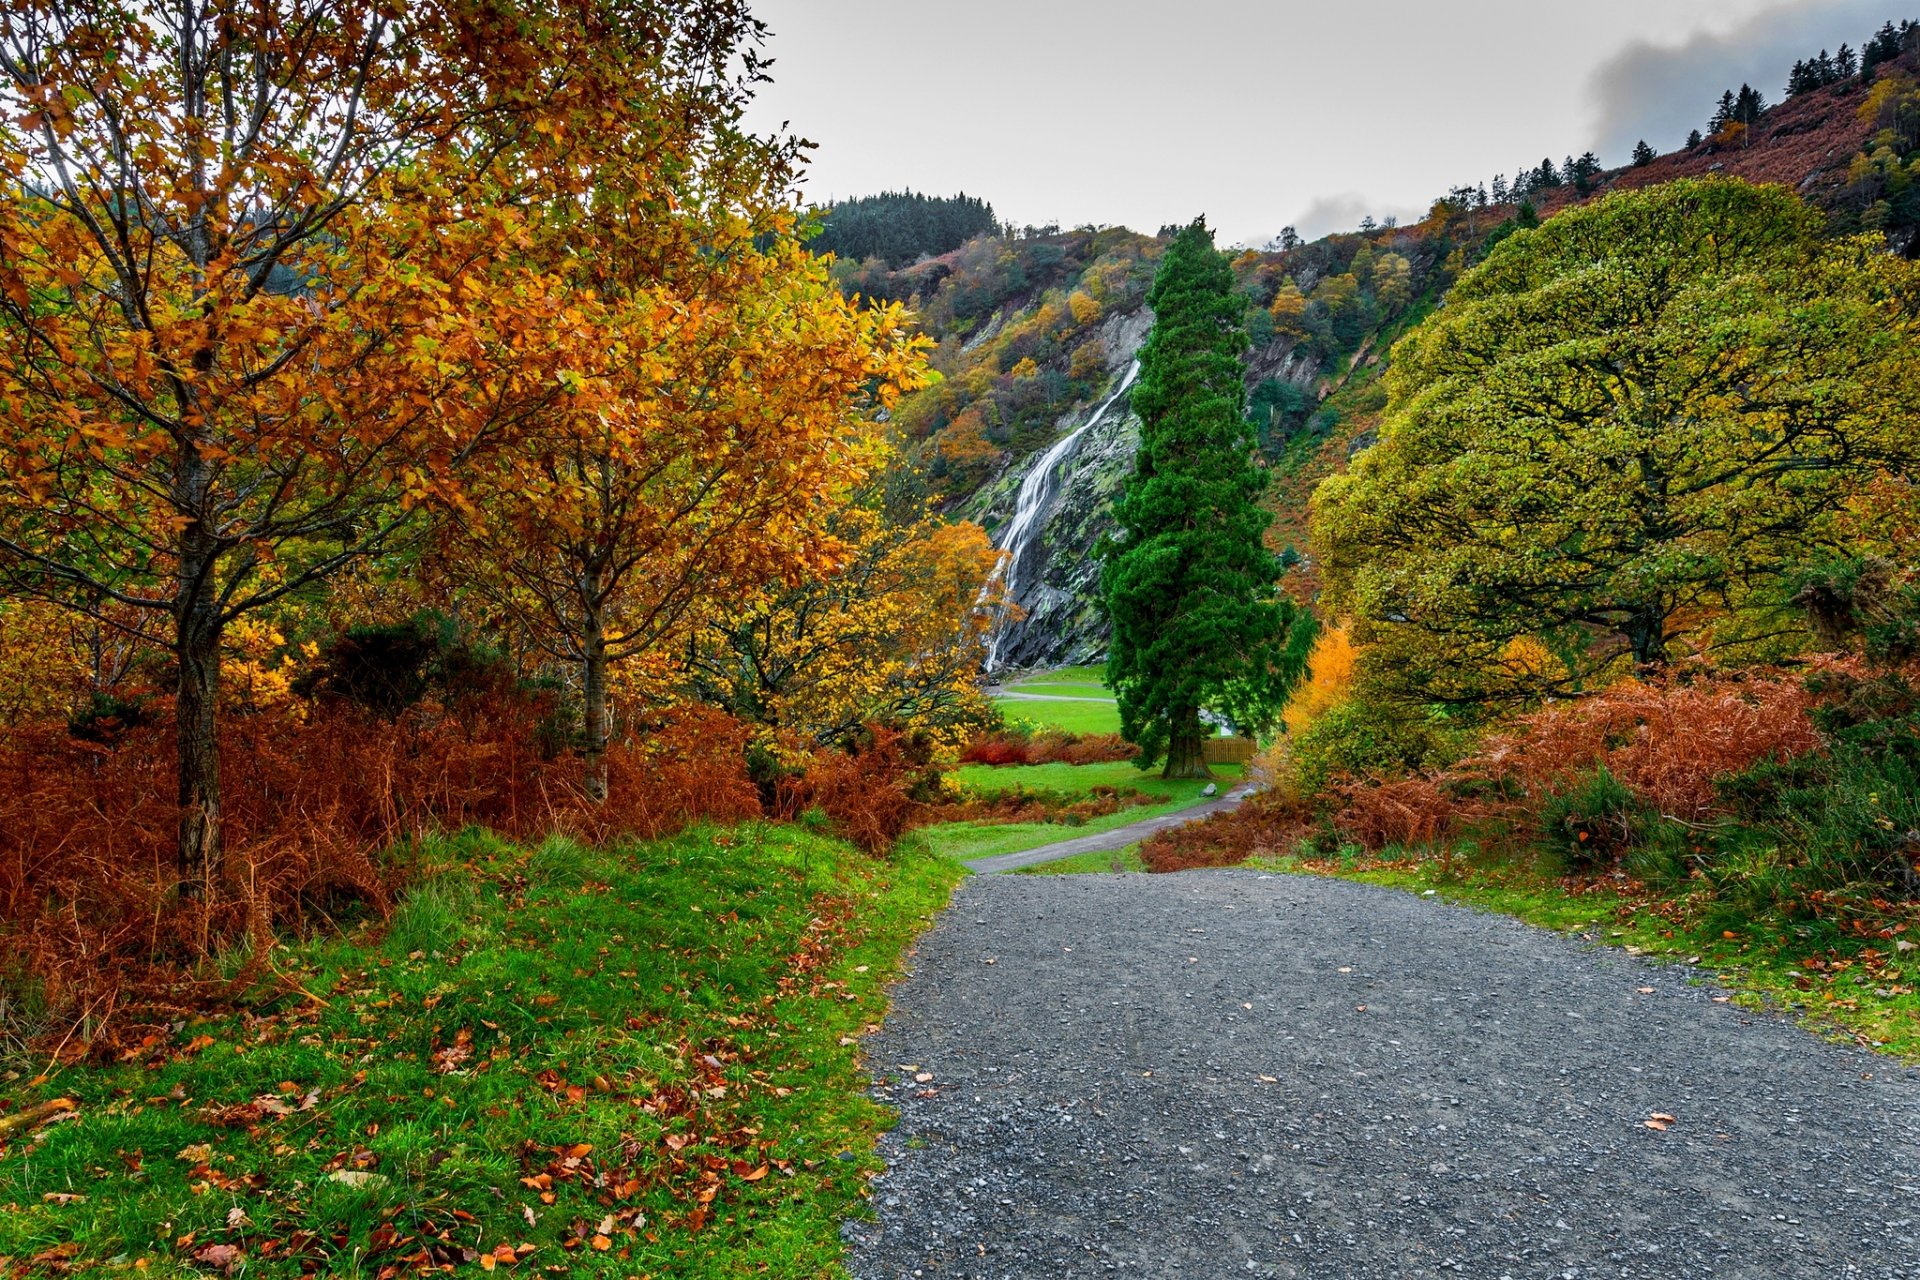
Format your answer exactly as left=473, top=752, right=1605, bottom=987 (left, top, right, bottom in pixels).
left=1101, top=220, right=1296, bottom=778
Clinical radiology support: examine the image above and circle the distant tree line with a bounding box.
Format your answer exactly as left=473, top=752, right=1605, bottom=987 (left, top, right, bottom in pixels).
left=1789, top=20, right=1920, bottom=97
left=809, top=191, right=999, bottom=268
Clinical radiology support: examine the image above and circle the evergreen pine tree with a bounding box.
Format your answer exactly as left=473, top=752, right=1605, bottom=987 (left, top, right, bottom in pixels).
left=1101, top=219, right=1297, bottom=778
left=1838, top=43, right=1858, bottom=77
left=1711, top=90, right=1736, bottom=133
left=1631, top=140, right=1656, bottom=167
left=1687, top=128, right=1704, bottom=149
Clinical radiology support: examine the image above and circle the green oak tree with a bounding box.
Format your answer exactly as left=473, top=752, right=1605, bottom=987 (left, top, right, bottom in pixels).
left=1315, top=178, right=1920, bottom=701
left=1101, top=219, right=1301, bottom=778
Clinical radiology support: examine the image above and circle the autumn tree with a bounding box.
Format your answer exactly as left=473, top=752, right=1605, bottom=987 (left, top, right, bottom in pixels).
left=1315, top=178, right=1920, bottom=699
left=1101, top=219, right=1301, bottom=778
left=0, top=0, right=736, bottom=894
left=683, top=488, right=999, bottom=754
left=440, top=207, right=928, bottom=802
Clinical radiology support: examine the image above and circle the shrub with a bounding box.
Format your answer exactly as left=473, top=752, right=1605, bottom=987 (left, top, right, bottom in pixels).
left=1138, top=793, right=1314, bottom=872
left=1481, top=671, right=1820, bottom=821
left=0, top=694, right=761, bottom=1048
left=1535, top=767, right=1650, bottom=871
left=774, top=726, right=928, bottom=854
left=959, top=730, right=1133, bottom=766
left=1286, top=698, right=1461, bottom=794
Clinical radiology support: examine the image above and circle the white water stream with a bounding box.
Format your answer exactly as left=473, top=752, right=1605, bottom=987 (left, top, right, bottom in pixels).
left=983, top=360, right=1140, bottom=671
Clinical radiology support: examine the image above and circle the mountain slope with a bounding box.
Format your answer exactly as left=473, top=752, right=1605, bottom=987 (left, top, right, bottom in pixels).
left=837, top=41, right=1920, bottom=669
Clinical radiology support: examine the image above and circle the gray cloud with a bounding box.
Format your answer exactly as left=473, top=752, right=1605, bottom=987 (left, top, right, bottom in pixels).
left=1279, top=195, right=1433, bottom=245
left=1590, top=0, right=1898, bottom=155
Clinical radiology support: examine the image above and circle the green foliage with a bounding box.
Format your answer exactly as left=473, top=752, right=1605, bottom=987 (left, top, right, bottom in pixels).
left=1536, top=766, right=1651, bottom=872
left=0, top=824, right=963, bottom=1275
left=1286, top=698, right=1462, bottom=795
left=1716, top=668, right=1920, bottom=900
left=1100, top=220, right=1292, bottom=774
left=1317, top=178, right=1920, bottom=699
left=1247, top=377, right=1318, bottom=456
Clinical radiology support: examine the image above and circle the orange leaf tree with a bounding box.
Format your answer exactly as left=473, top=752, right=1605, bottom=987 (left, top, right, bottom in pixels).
left=440, top=199, right=931, bottom=800
left=0, top=0, right=771, bottom=893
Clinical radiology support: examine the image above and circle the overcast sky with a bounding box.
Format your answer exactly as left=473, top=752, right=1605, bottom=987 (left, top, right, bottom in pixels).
left=741, top=0, right=1906, bottom=246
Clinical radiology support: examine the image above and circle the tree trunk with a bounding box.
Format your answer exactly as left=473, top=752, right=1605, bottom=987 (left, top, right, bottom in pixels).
left=1161, top=706, right=1214, bottom=780
left=581, top=612, right=610, bottom=805
left=1626, top=609, right=1669, bottom=669
left=175, top=548, right=222, bottom=899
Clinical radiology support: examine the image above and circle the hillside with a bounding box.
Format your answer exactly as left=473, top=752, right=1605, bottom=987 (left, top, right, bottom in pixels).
left=834, top=36, right=1920, bottom=669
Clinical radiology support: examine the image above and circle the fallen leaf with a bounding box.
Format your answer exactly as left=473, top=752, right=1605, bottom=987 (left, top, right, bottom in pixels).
left=192, top=1243, right=243, bottom=1274
left=0, top=1097, right=78, bottom=1139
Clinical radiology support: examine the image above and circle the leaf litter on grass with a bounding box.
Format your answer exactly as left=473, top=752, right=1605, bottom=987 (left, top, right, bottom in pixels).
left=0, top=824, right=961, bottom=1277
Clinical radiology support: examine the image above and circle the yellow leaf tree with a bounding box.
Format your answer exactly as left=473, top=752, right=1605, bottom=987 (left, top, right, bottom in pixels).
left=684, top=494, right=1000, bottom=755
left=441, top=206, right=930, bottom=800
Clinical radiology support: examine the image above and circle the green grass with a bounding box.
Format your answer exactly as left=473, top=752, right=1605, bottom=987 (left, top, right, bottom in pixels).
left=991, top=697, right=1121, bottom=737
left=1243, top=848, right=1920, bottom=1062
left=0, top=824, right=963, bottom=1277
left=992, top=666, right=1123, bottom=735
left=916, top=763, right=1240, bottom=864
left=1016, top=844, right=1148, bottom=876
left=1003, top=665, right=1107, bottom=690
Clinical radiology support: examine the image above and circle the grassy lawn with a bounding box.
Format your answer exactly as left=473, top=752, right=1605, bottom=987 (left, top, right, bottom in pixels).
left=991, top=696, right=1121, bottom=737
left=0, top=825, right=962, bottom=1277
left=992, top=666, right=1122, bottom=735
left=1002, top=665, right=1107, bottom=690
left=1241, top=850, right=1920, bottom=1062
left=917, top=763, right=1241, bottom=865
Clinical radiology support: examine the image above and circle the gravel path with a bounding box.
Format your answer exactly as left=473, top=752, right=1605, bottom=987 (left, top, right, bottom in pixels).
left=963, top=787, right=1252, bottom=874
left=846, top=871, right=1920, bottom=1279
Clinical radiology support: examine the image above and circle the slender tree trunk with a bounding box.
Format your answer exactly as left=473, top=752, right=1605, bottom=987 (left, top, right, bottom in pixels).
left=581, top=605, right=610, bottom=805
left=175, top=542, right=222, bottom=899
left=1161, top=705, right=1214, bottom=780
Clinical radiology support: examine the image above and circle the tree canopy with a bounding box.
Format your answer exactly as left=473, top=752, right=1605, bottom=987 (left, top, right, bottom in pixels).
left=1315, top=178, right=1920, bottom=701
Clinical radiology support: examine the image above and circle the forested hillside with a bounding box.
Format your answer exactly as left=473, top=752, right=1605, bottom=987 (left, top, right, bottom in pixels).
left=843, top=25, right=1920, bottom=671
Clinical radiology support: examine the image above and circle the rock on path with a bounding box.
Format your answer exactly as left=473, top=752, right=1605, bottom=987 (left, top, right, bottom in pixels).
left=845, top=871, right=1920, bottom=1279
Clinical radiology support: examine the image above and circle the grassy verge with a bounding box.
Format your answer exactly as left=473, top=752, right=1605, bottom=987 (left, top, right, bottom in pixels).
left=917, top=764, right=1240, bottom=865
left=1015, top=845, right=1148, bottom=876
left=1242, top=848, right=1920, bottom=1061
left=0, top=824, right=962, bottom=1277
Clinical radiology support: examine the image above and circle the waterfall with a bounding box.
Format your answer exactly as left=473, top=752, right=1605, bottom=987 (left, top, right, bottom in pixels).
left=983, top=360, right=1141, bottom=671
